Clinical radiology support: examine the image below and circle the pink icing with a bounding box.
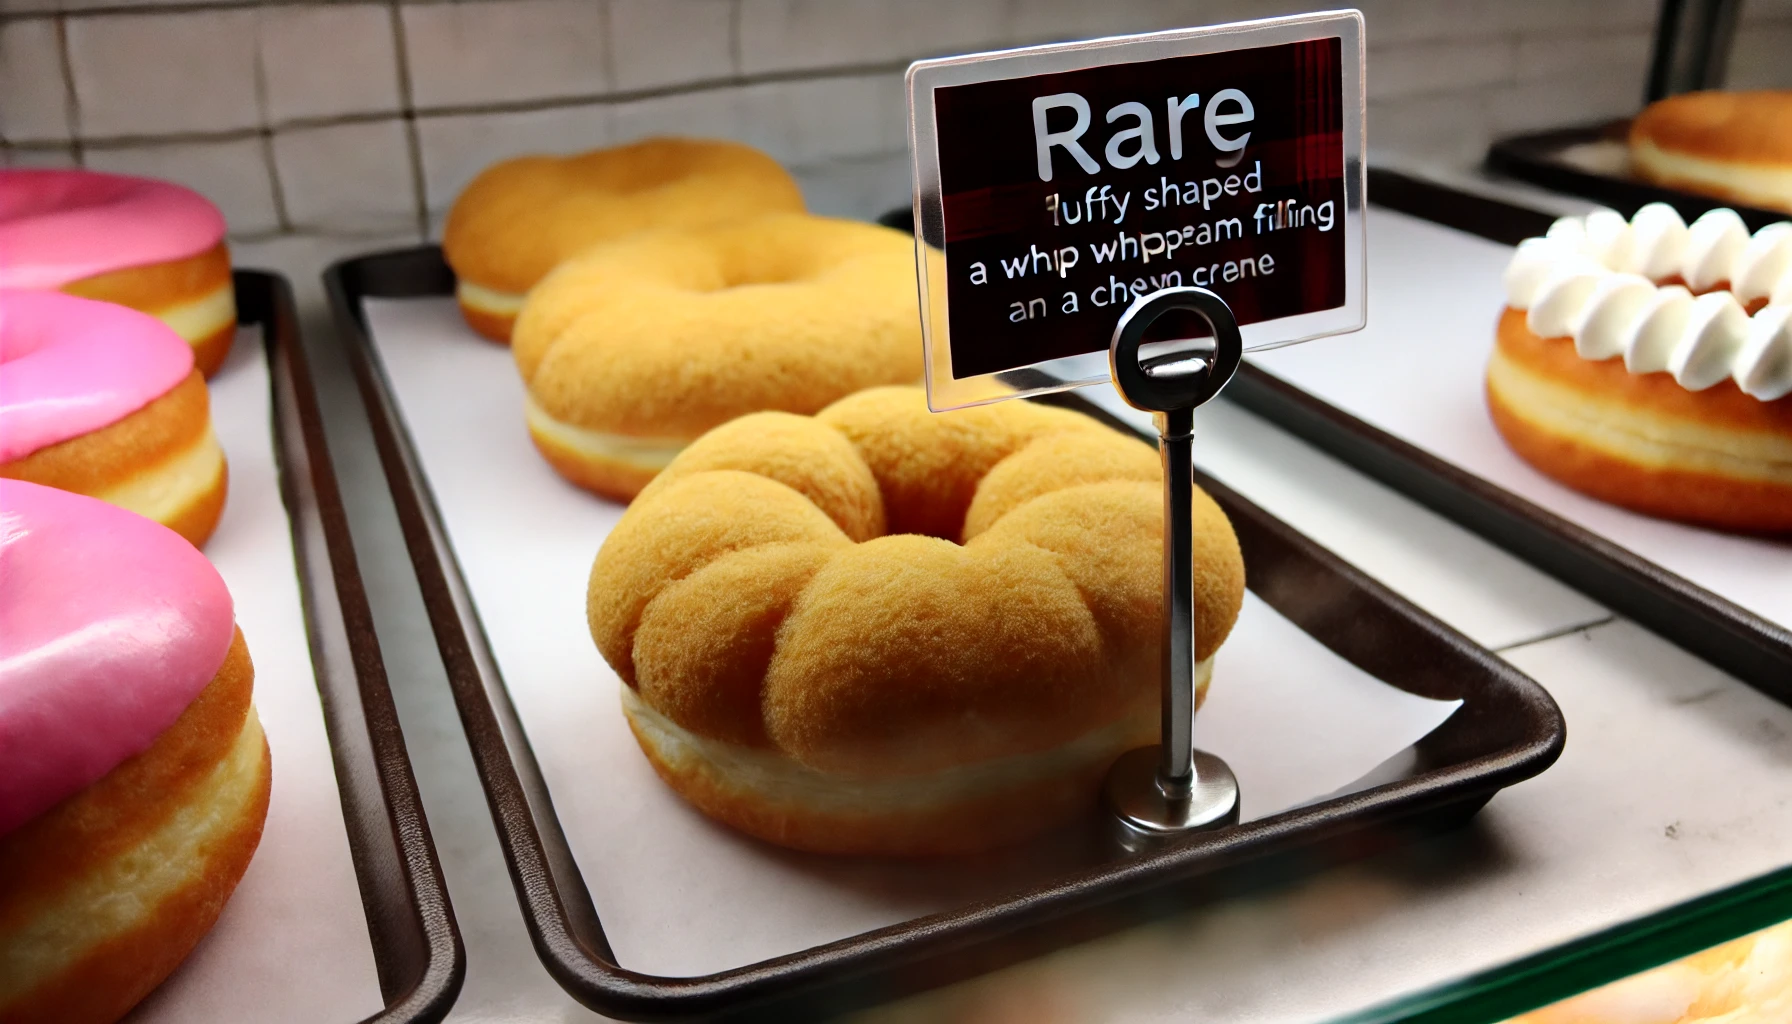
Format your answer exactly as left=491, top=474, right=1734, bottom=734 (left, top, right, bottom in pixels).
left=0, top=480, right=234, bottom=838
left=0, top=168, right=226, bottom=290
left=0, top=289, right=194, bottom=463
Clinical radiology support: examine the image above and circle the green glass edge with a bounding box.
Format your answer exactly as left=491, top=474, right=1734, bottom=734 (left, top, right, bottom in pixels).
left=1327, top=863, right=1792, bottom=1024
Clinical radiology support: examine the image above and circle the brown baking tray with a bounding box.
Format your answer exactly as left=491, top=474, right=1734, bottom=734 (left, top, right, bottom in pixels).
left=1214, top=169, right=1792, bottom=703
left=323, top=248, right=1563, bottom=1022
left=242, top=269, right=464, bottom=1022
left=1485, top=119, right=1791, bottom=231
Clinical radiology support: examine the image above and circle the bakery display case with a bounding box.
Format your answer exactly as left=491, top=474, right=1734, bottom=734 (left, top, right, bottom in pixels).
left=4, top=0, right=1792, bottom=1021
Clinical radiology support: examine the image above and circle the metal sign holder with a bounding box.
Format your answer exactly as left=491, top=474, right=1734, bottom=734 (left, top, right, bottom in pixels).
left=1102, top=286, right=1244, bottom=850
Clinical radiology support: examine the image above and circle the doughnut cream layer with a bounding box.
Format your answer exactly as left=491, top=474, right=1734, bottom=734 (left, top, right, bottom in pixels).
left=0, top=291, right=228, bottom=546
left=1503, top=204, right=1792, bottom=400
left=0, top=480, right=233, bottom=837
left=0, top=169, right=235, bottom=375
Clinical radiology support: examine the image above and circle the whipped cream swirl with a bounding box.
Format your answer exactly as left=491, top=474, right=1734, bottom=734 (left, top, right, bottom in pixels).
left=1504, top=203, right=1792, bottom=401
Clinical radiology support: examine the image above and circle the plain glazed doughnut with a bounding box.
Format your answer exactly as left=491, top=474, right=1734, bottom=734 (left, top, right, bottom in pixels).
left=515, top=213, right=929, bottom=502
left=443, top=137, right=806, bottom=342
left=0, top=480, right=269, bottom=1024
left=0, top=290, right=228, bottom=547
left=588, top=387, right=1246, bottom=856
left=0, top=169, right=237, bottom=377
left=1494, top=206, right=1792, bottom=532
left=1630, top=91, right=1792, bottom=214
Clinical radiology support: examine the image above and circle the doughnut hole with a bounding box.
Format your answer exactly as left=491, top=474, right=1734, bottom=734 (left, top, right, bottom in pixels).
left=816, top=387, right=1105, bottom=540
left=964, top=430, right=1162, bottom=541
left=633, top=543, right=837, bottom=748
left=588, top=471, right=849, bottom=685
left=634, top=412, right=885, bottom=542
left=762, top=534, right=1109, bottom=776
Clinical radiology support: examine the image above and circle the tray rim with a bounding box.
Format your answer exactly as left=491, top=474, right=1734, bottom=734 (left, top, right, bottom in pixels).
left=1484, top=119, right=1792, bottom=232
left=240, top=268, right=465, bottom=1023
left=322, top=246, right=1565, bottom=1022
left=1220, top=168, right=1792, bottom=703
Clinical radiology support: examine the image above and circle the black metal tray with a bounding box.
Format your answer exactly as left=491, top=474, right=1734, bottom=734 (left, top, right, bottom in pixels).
left=1485, top=120, right=1792, bottom=230
left=240, top=270, right=464, bottom=1022
left=1218, top=169, right=1792, bottom=703
left=323, top=247, right=1563, bottom=1022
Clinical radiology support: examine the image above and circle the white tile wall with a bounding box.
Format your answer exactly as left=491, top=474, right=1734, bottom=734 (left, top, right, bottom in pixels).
left=402, top=0, right=611, bottom=109
left=0, top=17, right=69, bottom=142
left=2, top=0, right=1788, bottom=254
left=83, top=137, right=282, bottom=234
left=609, top=0, right=735, bottom=90
left=65, top=9, right=262, bottom=137
left=737, top=0, right=1008, bottom=74
left=258, top=3, right=402, bottom=123
left=272, top=120, right=417, bottom=233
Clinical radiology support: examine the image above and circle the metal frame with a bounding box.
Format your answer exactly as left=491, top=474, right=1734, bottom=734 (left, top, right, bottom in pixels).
left=907, top=10, right=1368, bottom=411
left=245, top=269, right=465, bottom=1023
left=324, top=246, right=1561, bottom=1023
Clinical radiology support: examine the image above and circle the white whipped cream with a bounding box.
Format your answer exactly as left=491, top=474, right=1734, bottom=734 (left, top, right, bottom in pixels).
left=1505, top=203, right=1792, bottom=400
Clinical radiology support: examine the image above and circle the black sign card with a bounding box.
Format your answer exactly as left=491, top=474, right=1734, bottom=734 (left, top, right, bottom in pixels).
left=908, top=13, right=1365, bottom=410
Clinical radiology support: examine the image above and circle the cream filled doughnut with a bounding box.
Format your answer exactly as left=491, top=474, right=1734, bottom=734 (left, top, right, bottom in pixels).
left=0, top=169, right=236, bottom=377
left=589, top=387, right=1246, bottom=856
left=1493, top=205, right=1792, bottom=532
left=0, top=480, right=270, bottom=1024
left=0, top=290, right=228, bottom=547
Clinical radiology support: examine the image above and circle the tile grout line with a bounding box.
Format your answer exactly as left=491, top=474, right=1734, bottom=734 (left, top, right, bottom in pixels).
left=53, top=12, right=84, bottom=165
left=251, top=15, right=295, bottom=233
left=1492, top=614, right=1618, bottom=655
left=4, top=55, right=920, bottom=156
left=387, top=0, right=431, bottom=241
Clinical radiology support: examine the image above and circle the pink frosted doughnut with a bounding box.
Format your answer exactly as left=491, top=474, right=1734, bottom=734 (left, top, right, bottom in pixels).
left=0, top=289, right=228, bottom=547
left=0, top=169, right=237, bottom=376
left=0, top=479, right=270, bottom=1023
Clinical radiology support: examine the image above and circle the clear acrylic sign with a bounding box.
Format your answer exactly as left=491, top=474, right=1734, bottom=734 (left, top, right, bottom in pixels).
left=908, top=11, right=1366, bottom=410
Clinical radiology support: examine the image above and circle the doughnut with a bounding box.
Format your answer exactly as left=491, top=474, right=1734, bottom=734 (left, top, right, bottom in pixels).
left=0, top=290, right=228, bottom=547
left=0, top=479, right=270, bottom=1024
left=1508, top=917, right=1792, bottom=1023
left=1630, top=91, right=1792, bottom=214
left=588, top=387, right=1246, bottom=856
left=514, top=213, right=929, bottom=503
left=1493, top=205, right=1792, bottom=532
left=443, top=137, right=806, bottom=342
left=0, top=169, right=237, bottom=377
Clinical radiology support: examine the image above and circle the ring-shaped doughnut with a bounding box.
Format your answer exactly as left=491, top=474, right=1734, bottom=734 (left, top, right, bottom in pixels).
left=588, top=387, right=1245, bottom=856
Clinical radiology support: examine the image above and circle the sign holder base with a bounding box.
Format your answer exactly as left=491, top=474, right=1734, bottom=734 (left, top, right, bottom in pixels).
left=1102, top=286, right=1245, bottom=850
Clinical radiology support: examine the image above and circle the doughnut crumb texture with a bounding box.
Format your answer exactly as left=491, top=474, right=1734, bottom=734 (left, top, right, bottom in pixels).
left=589, top=387, right=1245, bottom=856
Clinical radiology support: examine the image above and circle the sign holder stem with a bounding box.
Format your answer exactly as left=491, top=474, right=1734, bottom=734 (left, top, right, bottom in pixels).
left=1102, top=286, right=1245, bottom=852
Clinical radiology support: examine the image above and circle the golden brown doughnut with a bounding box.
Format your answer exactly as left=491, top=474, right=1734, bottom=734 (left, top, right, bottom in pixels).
left=443, top=137, right=806, bottom=342
left=1630, top=91, right=1792, bottom=214
left=515, top=214, right=928, bottom=503
left=589, top=387, right=1246, bottom=856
